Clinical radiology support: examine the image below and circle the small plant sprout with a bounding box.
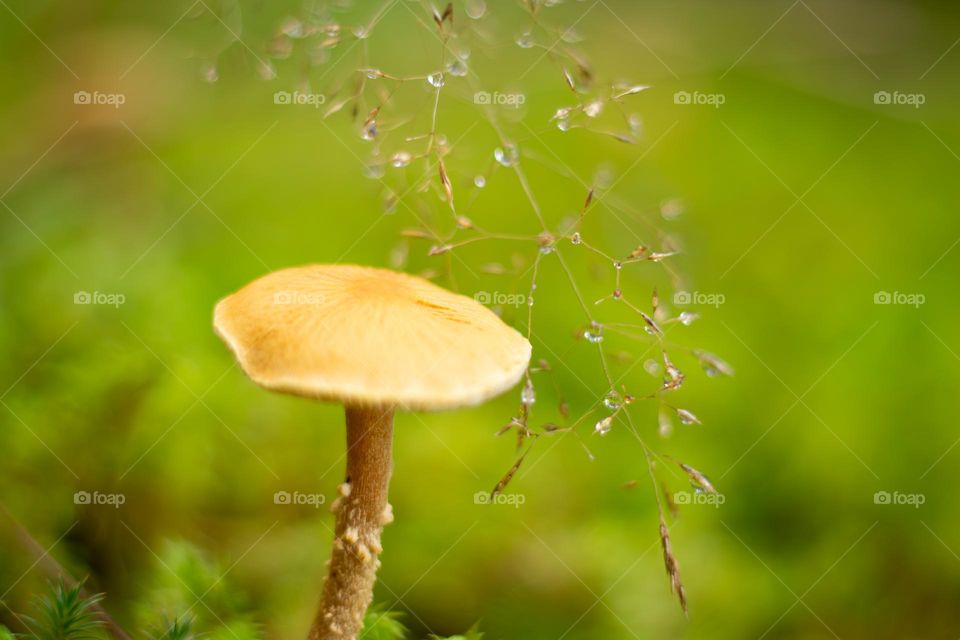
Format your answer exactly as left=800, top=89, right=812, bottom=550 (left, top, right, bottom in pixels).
left=213, top=264, right=531, bottom=640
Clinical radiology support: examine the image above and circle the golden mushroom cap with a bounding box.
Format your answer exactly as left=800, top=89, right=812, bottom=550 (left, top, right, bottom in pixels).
left=214, top=264, right=532, bottom=411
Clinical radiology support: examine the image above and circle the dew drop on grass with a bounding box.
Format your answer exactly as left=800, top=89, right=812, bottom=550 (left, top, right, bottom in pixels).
left=561, top=27, right=582, bottom=43
left=257, top=60, right=277, bottom=80
left=363, top=163, right=385, bottom=179
left=613, top=260, right=622, bottom=270
left=352, top=25, right=369, bottom=39
left=516, top=31, right=535, bottom=48
left=658, top=407, right=673, bottom=437
left=474, top=175, right=486, bottom=188
left=466, top=0, right=486, bottom=19
left=557, top=119, right=571, bottom=131
left=595, top=415, right=613, bottom=435
left=583, top=320, right=604, bottom=343
left=202, top=63, right=219, bottom=83
left=644, top=359, right=661, bottom=376
left=584, top=99, right=604, bottom=118
left=679, top=311, right=699, bottom=326
left=603, top=390, right=622, bottom=410
left=391, top=151, right=412, bottom=168
left=494, top=144, right=519, bottom=167
left=571, top=232, right=581, bottom=245
left=676, top=408, right=701, bottom=425
left=661, top=198, right=683, bottom=220
left=427, top=72, right=445, bottom=88
left=280, top=17, right=304, bottom=38
left=446, top=58, right=468, bottom=76
left=521, top=380, right=536, bottom=406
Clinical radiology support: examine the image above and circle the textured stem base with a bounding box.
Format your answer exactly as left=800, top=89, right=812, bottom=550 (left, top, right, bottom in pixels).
left=308, top=405, right=394, bottom=640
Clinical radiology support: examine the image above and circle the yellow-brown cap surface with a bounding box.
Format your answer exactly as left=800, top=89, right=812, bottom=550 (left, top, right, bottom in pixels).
left=214, top=264, right=532, bottom=411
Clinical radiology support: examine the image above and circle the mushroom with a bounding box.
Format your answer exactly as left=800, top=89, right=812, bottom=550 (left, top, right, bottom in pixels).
left=213, top=264, right=531, bottom=640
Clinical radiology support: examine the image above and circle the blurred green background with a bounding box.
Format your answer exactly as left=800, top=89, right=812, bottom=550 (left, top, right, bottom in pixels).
left=2, top=1, right=960, bottom=638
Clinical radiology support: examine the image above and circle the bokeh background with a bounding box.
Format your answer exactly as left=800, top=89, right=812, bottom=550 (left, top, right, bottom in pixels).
left=2, top=1, right=960, bottom=638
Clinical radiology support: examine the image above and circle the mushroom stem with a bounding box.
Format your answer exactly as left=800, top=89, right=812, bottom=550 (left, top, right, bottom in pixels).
left=309, top=405, right=394, bottom=640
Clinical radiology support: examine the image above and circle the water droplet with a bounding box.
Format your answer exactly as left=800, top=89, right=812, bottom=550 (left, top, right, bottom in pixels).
left=613, top=261, right=622, bottom=270
left=391, top=151, right=412, bottom=168
left=603, top=390, right=622, bottom=411
left=363, top=68, right=384, bottom=79
left=361, top=121, right=377, bottom=141
left=676, top=408, right=700, bottom=425
left=584, top=99, right=604, bottom=118
left=474, top=175, right=486, bottom=188
left=257, top=60, right=277, bottom=80
left=466, top=0, right=486, bottom=19
left=561, top=27, right=582, bottom=43
left=571, top=232, right=581, bottom=245
left=628, top=113, right=643, bottom=135
left=556, top=118, right=571, bottom=132
left=280, top=17, right=304, bottom=38
left=202, top=63, right=219, bottom=83
left=661, top=199, right=683, bottom=220
left=363, top=163, right=384, bottom=179
left=612, top=289, right=622, bottom=300
left=595, top=415, right=613, bottom=435
left=516, top=31, right=535, bottom=48
left=658, top=408, right=673, bottom=437
left=583, top=321, right=604, bottom=343
left=679, top=311, right=698, bottom=326
left=494, top=144, right=519, bottom=167
left=427, top=72, right=445, bottom=88
left=446, top=58, right=468, bottom=77
left=521, top=380, right=536, bottom=406
left=352, top=25, right=369, bottom=39
left=644, top=359, right=661, bottom=376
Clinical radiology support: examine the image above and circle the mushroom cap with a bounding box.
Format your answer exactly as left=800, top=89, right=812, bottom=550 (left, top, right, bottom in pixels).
left=214, top=264, right=532, bottom=411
